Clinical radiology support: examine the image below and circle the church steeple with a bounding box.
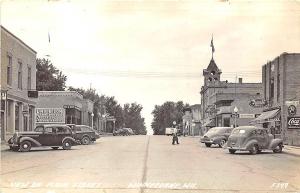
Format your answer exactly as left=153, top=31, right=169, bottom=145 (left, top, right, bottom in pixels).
left=203, top=36, right=221, bottom=86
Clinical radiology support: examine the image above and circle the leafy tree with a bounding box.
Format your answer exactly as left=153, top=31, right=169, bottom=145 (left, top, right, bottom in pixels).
left=123, top=103, right=147, bottom=135
left=36, top=58, right=67, bottom=91
left=151, top=101, right=189, bottom=135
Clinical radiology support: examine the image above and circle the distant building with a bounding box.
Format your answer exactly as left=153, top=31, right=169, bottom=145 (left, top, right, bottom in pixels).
left=253, top=53, right=300, bottom=146
left=1, top=26, right=37, bottom=141
left=36, top=91, right=94, bottom=127
left=182, top=105, right=202, bottom=136
left=200, top=58, right=263, bottom=134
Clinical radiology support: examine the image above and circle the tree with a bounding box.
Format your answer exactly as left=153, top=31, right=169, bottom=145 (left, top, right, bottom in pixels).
left=123, top=103, right=147, bottom=135
left=151, top=101, right=189, bottom=135
left=36, top=58, right=67, bottom=91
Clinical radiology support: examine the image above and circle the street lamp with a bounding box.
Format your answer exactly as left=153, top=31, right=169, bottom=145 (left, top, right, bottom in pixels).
left=233, top=106, right=238, bottom=128
left=91, top=112, right=94, bottom=129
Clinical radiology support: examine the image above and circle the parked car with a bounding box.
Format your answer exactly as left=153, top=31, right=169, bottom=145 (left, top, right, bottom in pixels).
left=226, top=126, right=284, bottom=154
left=68, top=124, right=100, bottom=145
left=123, top=128, right=134, bottom=135
left=200, top=127, right=233, bottom=147
left=113, top=128, right=126, bottom=136
left=7, top=124, right=79, bottom=152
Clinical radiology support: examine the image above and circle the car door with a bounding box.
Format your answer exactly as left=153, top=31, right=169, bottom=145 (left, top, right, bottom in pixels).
left=256, top=129, right=267, bottom=149
left=39, top=126, right=57, bottom=146
left=56, top=126, right=71, bottom=145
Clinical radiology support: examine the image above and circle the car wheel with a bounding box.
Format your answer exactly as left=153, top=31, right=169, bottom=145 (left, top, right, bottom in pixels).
left=20, top=141, right=32, bottom=152
left=249, top=144, right=259, bottom=155
left=205, top=143, right=211, bottom=147
left=229, top=149, right=236, bottom=154
left=51, top=147, right=59, bottom=150
left=273, top=143, right=283, bottom=153
left=81, top=136, right=91, bottom=145
left=219, top=139, right=226, bottom=148
left=62, top=140, right=72, bottom=150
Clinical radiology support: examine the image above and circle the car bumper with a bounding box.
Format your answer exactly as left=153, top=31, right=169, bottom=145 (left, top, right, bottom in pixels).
left=227, top=146, right=248, bottom=151
left=200, top=138, right=214, bottom=144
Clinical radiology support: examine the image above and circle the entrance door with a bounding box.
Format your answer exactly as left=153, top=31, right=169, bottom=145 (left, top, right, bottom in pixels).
left=1, top=112, right=4, bottom=140
left=23, top=115, right=28, bottom=131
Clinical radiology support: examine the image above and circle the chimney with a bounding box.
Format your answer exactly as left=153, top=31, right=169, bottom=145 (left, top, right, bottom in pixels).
left=238, top=78, right=243, bottom=84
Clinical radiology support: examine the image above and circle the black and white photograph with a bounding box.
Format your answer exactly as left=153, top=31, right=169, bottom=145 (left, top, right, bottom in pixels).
left=0, top=0, right=300, bottom=193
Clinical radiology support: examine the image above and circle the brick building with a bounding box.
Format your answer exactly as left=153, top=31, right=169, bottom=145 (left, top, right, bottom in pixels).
left=253, top=53, right=300, bottom=146
left=1, top=26, right=37, bottom=141
left=200, top=58, right=263, bottom=134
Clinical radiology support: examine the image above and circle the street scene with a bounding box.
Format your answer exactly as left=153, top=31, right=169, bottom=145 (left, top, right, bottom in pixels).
left=1, top=1, right=300, bottom=193
left=1, top=135, right=300, bottom=193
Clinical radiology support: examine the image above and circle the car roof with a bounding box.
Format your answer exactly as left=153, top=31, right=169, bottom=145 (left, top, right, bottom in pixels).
left=211, top=127, right=233, bottom=129
left=42, top=124, right=71, bottom=128
left=234, top=126, right=264, bottom=130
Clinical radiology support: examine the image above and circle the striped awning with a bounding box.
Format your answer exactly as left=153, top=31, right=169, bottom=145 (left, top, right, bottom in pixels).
left=251, top=109, right=280, bottom=123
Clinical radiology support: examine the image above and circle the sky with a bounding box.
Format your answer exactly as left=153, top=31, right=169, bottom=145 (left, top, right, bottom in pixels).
left=1, top=0, right=300, bottom=134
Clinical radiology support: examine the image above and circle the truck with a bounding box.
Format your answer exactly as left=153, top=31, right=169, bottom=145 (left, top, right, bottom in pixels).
left=165, top=128, right=177, bottom=136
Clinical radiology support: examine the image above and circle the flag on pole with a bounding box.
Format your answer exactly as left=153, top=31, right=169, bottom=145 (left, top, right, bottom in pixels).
left=210, top=36, right=215, bottom=53
left=48, top=31, right=51, bottom=43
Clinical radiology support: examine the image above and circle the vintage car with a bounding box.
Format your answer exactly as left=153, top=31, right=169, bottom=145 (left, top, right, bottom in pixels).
left=113, top=128, right=126, bottom=136
left=226, top=126, right=284, bottom=154
left=123, top=128, right=135, bottom=135
left=69, top=124, right=100, bottom=145
left=200, top=127, right=233, bottom=147
left=8, top=124, right=79, bottom=152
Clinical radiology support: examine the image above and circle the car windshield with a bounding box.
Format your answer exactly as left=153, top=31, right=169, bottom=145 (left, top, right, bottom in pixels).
left=34, top=126, right=44, bottom=132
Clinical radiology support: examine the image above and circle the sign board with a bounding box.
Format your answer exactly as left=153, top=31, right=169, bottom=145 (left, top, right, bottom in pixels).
left=230, top=114, right=239, bottom=118
left=286, top=101, right=299, bottom=106
left=287, top=117, right=300, bottom=129
left=36, top=108, right=65, bottom=124
left=249, top=99, right=268, bottom=108
left=288, top=105, right=297, bottom=116
left=239, top=114, right=255, bottom=119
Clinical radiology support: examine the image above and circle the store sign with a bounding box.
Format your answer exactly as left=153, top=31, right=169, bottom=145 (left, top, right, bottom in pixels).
left=286, top=101, right=299, bottom=106
left=287, top=117, right=300, bottom=129
left=36, top=108, right=65, bottom=124
left=239, top=114, right=255, bottom=119
left=288, top=105, right=297, bottom=116
left=249, top=99, right=268, bottom=108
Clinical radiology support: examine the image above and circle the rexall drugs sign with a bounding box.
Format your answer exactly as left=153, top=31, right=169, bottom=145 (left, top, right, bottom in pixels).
left=36, top=108, right=65, bottom=124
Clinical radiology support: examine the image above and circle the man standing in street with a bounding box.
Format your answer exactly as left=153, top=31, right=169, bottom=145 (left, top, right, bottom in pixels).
left=172, top=130, right=179, bottom=145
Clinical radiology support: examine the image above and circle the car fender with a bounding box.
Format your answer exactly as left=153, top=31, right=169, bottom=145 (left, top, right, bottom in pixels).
left=245, top=139, right=258, bottom=150
left=269, top=138, right=283, bottom=149
left=62, top=137, right=78, bottom=145
left=19, top=137, right=42, bottom=147
left=81, top=134, right=91, bottom=139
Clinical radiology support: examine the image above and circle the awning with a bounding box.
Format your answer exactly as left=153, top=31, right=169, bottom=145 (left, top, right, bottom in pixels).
left=202, top=120, right=215, bottom=127
left=251, top=109, right=280, bottom=123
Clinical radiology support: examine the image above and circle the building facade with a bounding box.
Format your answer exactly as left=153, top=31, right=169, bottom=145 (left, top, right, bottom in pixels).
left=253, top=53, right=300, bottom=146
left=200, top=58, right=263, bottom=134
left=1, top=26, right=37, bottom=141
left=182, top=105, right=202, bottom=136
left=36, top=91, right=94, bottom=127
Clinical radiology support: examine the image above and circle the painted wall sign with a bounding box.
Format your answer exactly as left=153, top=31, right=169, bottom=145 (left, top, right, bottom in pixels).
left=36, top=108, right=65, bottom=124
left=239, top=114, right=255, bottom=119
left=287, top=117, right=300, bottom=129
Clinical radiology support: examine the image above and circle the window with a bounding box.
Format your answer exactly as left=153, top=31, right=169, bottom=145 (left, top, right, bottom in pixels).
left=277, top=74, right=280, bottom=102
left=270, top=77, right=274, bottom=99
left=15, top=104, right=19, bottom=131
left=34, top=126, right=44, bottom=132
left=27, top=67, right=32, bottom=90
left=224, top=118, right=230, bottom=127
left=7, top=55, right=12, bottom=85
left=18, top=62, right=22, bottom=89
left=57, top=127, right=69, bottom=134
left=44, top=127, right=55, bottom=133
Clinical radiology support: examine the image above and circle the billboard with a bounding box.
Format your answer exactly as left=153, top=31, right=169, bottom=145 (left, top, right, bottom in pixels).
left=36, top=108, right=65, bottom=124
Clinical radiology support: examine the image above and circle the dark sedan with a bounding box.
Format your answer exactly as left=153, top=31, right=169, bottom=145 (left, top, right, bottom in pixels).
left=200, top=127, right=233, bottom=147
left=69, top=124, right=100, bottom=145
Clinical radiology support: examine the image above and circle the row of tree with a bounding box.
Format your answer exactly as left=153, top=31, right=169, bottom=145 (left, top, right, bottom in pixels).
left=36, top=58, right=147, bottom=135
left=151, top=101, right=189, bottom=135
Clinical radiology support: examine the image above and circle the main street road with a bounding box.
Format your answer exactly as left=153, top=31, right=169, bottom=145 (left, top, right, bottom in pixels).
left=1, top=136, right=300, bottom=193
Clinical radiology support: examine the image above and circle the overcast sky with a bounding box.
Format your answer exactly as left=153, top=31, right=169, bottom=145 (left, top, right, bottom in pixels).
left=2, top=0, right=300, bottom=134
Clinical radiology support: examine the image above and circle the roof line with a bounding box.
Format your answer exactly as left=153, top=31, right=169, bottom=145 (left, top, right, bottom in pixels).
left=1, top=25, right=37, bottom=54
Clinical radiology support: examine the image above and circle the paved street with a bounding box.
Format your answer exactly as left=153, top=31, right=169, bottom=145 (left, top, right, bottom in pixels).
left=1, top=135, right=300, bottom=193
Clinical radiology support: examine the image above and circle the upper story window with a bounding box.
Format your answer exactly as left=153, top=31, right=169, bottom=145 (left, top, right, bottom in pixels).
left=7, top=55, right=12, bottom=86
left=18, top=62, right=22, bottom=89
left=270, top=77, right=274, bottom=99
left=27, top=66, right=32, bottom=90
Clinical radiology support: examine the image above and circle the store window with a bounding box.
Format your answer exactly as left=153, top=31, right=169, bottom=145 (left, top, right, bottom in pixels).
left=27, top=67, right=32, bottom=90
